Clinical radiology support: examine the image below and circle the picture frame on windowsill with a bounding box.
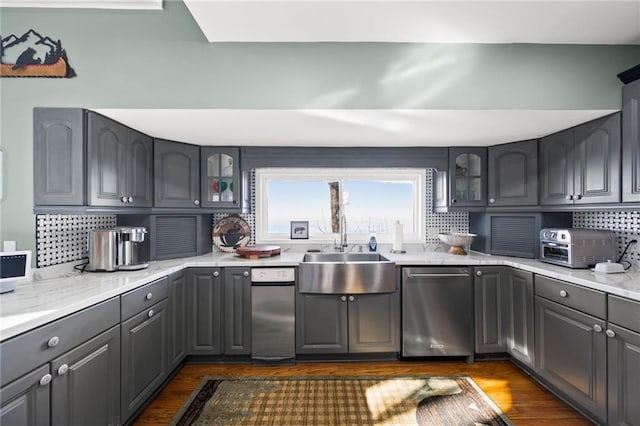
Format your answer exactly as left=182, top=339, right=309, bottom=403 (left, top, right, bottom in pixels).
left=290, top=221, right=309, bottom=240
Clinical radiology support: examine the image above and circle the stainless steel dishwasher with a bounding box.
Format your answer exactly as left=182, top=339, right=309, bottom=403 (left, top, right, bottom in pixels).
left=401, top=267, right=473, bottom=362
left=251, top=268, right=296, bottom=363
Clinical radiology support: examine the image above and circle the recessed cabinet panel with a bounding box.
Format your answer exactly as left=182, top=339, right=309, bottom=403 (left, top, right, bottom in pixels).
left=474, top=267, right=508, bottom=353
left=188, top=269, right=223, bottom=355
left=223, top=268, right=251, bottom=355
left=154, top=140, right=200, bottom=208
left=201, top=147, right=241, bottom=209
left=506, top=269, right=534, bottom=367
left=168, top=271, right=187, bottom=370
left=348, top=293, right=399, bottom=353
left=488, top=140, right=538, bottom=206
left=126, top=131, right=153, bottom=207
left=607, top=324, right=640, bottom=425
left=540, top=129, right=574, bottom=205
left=0, top=364, right=51, bottom=426
left=295, top=293, right=348, bottom=354
left=623, top=79, right=640, bottom=202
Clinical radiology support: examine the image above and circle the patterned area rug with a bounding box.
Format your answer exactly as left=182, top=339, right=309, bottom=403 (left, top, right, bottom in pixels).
left=171, top=376, right=513, bottom=426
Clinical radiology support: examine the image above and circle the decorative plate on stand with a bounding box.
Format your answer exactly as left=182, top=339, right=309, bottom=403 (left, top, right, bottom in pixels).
left=213, top=214, right=251, bottom=253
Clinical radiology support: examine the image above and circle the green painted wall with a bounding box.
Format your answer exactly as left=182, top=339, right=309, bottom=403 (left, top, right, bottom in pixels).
left=1, top=0, right=639, bottom=257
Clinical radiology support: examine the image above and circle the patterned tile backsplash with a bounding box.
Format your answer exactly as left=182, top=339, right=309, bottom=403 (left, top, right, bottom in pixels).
left=36, top=214, right=116, bottom=267
left=573, top=211, right=640, bottom=267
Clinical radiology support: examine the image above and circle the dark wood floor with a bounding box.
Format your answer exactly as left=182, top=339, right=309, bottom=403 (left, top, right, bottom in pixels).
left=133, top=360, right=591, bottom=425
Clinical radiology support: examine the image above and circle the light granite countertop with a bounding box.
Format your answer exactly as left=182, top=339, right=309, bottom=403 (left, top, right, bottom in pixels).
left=1, top=250, right=639, bottom=342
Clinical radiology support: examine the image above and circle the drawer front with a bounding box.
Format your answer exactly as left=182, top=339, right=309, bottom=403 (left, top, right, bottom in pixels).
left=608, top=295, right=640, bottom=333
left=121, top=276, right=169, bottom=321
left=0, top=297, right=120, bottom=386
left=535, top=275, right=606, bottom=318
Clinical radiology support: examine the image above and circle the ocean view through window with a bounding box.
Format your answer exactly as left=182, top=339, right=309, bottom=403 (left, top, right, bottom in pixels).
left=255, top=168, right=425, bottom=243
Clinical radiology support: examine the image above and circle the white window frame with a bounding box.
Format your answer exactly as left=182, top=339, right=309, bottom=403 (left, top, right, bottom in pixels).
left=255, top=168, right=425, bottom=244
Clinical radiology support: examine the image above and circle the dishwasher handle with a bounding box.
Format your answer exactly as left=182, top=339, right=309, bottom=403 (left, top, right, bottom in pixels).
left=407, top=273, right=470, bottom=278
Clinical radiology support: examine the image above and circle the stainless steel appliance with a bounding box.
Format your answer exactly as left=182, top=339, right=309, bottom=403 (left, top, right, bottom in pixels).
left=87, top=227, right=148, bottom=272
left=401, top=267, right=473, bottom=363
left=251, top=268, right=296, bottom=363
left=540, top=228, right=617, bottom=268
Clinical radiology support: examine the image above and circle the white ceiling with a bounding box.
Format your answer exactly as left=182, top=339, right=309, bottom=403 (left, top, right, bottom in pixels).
left=183, top=0, right=640, bottom=44
left=93, top=109, right=617, bottom=147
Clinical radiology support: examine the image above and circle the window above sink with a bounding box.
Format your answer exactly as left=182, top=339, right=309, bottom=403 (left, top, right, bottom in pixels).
left=255, top=168, right=425, bottom=244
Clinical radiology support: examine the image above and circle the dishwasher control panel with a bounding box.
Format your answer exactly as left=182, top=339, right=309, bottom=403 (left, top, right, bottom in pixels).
left=251, top=268, right=295, bottom=282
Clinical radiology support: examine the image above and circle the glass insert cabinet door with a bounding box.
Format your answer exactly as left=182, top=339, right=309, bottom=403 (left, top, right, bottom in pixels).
left=448, top=147, right=486, bottom=206
left=201, top=147, right=240, bottom=208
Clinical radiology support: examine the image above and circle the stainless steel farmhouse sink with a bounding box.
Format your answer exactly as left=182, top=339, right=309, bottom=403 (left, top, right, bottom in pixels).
left=298, top=252, right=396, bottom=294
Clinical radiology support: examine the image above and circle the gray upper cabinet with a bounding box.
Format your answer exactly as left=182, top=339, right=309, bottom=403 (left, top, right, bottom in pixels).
left=348, top=292, right=399, bottom=353
left=223, top=268, right=251, bottom=356
left=154, top=139, right=200, bottom=208
left=88, top=112, right=152, bottom=208
left=623, top=79, right=640, bottom=202
left=448, top=147, right=487, bottom=207
left=33, top=108, right=85, bottom=206
left=167, top=271, right=187, bottom=371
left=200, top=147, right=241, bottom=209
left=487, top=140, right=538, bottom=206
left=296, top=293, right=348, bottom=354
left=188, top=268, right=223, bottom=355
left=474, top=266, right=508, bottom=354
left=505, top=269, right=534, bottom=368
left=540, top=113, right=621, bottom=205
left=0, top=364, right=51, bottom=426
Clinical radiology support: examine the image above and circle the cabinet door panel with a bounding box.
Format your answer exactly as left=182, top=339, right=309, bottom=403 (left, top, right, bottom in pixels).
left=201, top=147, right=241, bottom=209
left=574, top=113, right=621, bottom=204
left=296, top=293, right=348, bottom=354
left=33, top=108, right=85, bottom=205
left=623, top=79, right=640, bottom=202
left=168, top=271, right=187, bottom=370
left=121, top=299, right=168, bottom=422
left=506, top=269, right=534, bottom=367
left=51, top=325, right=120, bottom=426
left=154, top=140, right=200, bottom=208
left=540, top=129, right=574, bottom=205
left=88, top=113, right=127, bottom=206
left=474, top=267, right=507, bottom=353
left=535, top=297, right=606, bottom=423
left=448, top=147, right=487, bottom=206
left=349, top=293, right=399, bottom=353
left=608, top=324, right=640, bottom=425
left=126, top=130, right=153, bottom=207
left=0, top=365, right=50, bottom=426
left=224, top=268, right=251, bottom=355
left=488, top=140, right=538, bottom=206
left=188, top=269, right=223, bottom=355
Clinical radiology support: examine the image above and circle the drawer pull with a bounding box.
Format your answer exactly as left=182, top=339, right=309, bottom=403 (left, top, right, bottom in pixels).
left=476, top=270, right=483, bottom=276
left=148, top=309, right=154, bottom=318
left=57, top=364, right=69, bottom=376
left=145, top=292, right=153, bottom=301
left=606, top=329, right=616, bottom=338
left=593, top=324, right=603, bottom=333
left=243, top=271, right=249, bottom=277
left=194, top=199, right=200, bottom=205
left=559, top=290, right=568, bottom=298
left=47, top=336, right=60, bottom=348
left=213, top=271, right=219, bottom=277
left=40, top=374, right=52, bottom=386
left=128, top=196, right=133, bottom=203
left=121, top=196, right=127, bottom=203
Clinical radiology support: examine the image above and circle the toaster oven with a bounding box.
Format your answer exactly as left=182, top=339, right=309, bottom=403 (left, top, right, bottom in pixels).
left=540, top=228, right=617, bottom=268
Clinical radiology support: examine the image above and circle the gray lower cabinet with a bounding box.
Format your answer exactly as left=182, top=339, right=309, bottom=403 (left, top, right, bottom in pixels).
left=534, top=296, right=607, bottom=423
left=168, top=271, right=188, bottom=371
left=51, top=325, right=120, bottom=426
left=607, top=323, right=640, bottom=425
left=540, top=113, right=621, bottom=205
left=505, top=268, right=534, bottom=367
left=474, top=266, right=508, bottom=353
left=295, top=292, right=398, bottom=354
left=223, top=268, right=251, bottom=355
left=0, top=364, right=51, bottom=426
left=120, top=298, right=169, bottom=422
left=487, top=139, right=538, bottom=206
left=33, top=108, right=85, bottom=206
left=154, top=139, right=201, bottom=208
left=348, top=293, right=399, bottom=353
left=296, top=293, right=348, bottom=354
left=623, top=78, right=640, bottom=202
left=188, top=268, right=223, bottom=355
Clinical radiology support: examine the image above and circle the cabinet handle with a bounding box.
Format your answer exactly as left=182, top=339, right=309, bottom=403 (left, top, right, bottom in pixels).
left=233, top=200, right=238, bottom=204
left=121, top=196, right=128, bottom=203
left=341, top=296, right=347, bottom=302
left=348, top=295, right=355, bottom=302
left=559, top=290, right=568, bottom=298
left=40, top=374, right=52, bottom=386
left=128, top=196, right=133, bottom=203
left=47, top=336, right=60, bottom=348
left=57, top=364, right=69, bottom=376
left=565, top=194, right=573, bottom=200
left=574, top=194, right=582, bottom=200
left=145, top=292, right=153, bottom=301
left=194, top=200, right=200, bottom=206
left=451, top=198, right=457, bottom=204
left=213, top=271, right=219, bottom=277
left=489, top=198, right=495, bottom=204
left=593, top=324, right=603, bottom=333
left=476, top=270, right=483, bottom=277
left=148, top=309, right=154, bottom=318
left=243, top=271, right=249, bottom=277
left=606, top=329, right=616, bottom=338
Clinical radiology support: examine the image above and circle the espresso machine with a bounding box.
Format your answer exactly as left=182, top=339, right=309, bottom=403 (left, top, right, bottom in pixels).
left=86, top=227, right=148, bottom=272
